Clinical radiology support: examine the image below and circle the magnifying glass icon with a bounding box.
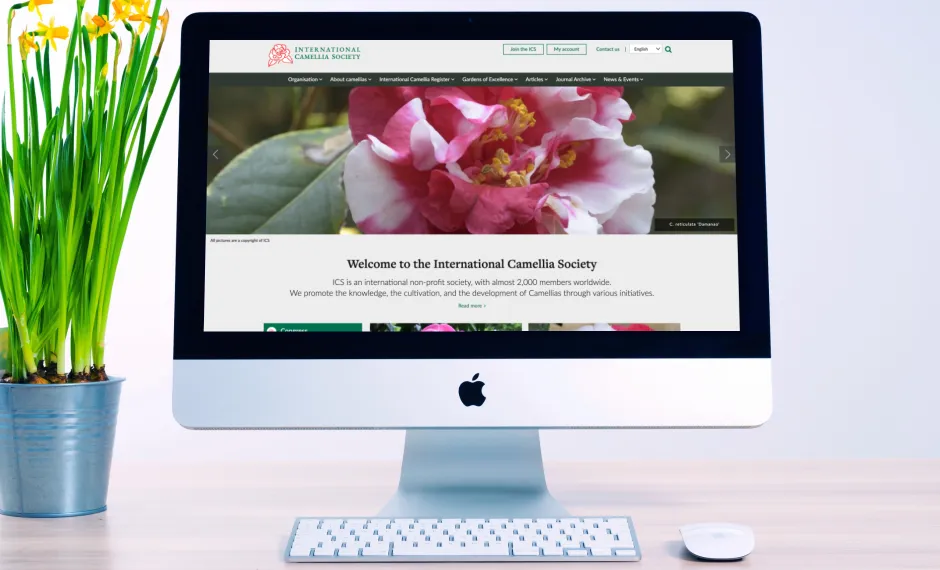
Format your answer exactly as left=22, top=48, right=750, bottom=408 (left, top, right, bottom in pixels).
left=664, top=45, right=672, bottom=54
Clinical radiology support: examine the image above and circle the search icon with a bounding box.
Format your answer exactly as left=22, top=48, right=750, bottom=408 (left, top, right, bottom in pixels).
left=664, top=45, right=672, bottom=53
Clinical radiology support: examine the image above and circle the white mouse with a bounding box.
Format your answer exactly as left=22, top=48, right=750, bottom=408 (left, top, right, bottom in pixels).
left=679, top=523, right=754, bottom=561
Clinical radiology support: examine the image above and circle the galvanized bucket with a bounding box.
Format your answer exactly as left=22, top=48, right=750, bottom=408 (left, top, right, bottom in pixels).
left=0, top=378, right=124, bottom=517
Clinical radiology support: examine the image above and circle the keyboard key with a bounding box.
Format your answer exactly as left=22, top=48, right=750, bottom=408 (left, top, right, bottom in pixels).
left=512, top=546, right=541, bottom=556
left=312, top=547, right=336, bottom=557
left=614, top=548, right=638, bottom=557
left=336, top=547, right=359, bottom=557
left=565, top=548, right=589, bottom=556
left=288, top=546, right=311, bottom=557
left=591, top=535, right=634, bottom=547
left=466, top=545, right=510, bottom=556
left=542, top=546, right=565, bottom=556
left=590, top=547, right=613, bottom=556
left=392, top=545, right=418, bottom=555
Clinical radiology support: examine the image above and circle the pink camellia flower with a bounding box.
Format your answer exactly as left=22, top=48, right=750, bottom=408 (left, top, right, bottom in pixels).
left=611, top=323, right=655, bottom=331
left=420, top=323, right=457, bottom=332
left=574, top=323, right=616, bottom=331
left=343, top=86, right=655, bottom=234
left=575, top=323, right=656, bottom=331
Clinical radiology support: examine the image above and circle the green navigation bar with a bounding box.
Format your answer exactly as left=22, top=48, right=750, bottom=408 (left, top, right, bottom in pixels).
left=263, top=323, right=362, bottom=332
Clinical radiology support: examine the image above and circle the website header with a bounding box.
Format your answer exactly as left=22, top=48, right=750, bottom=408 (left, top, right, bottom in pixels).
left=209, top=40, right=734, bottom=73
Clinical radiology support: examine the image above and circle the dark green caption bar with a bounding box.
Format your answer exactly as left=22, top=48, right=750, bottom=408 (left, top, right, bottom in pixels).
left=263, top=323, right=362, bottom=332
left=210, top=73, right=734, bottom=87
left=653, top=218, right=736, bottom=233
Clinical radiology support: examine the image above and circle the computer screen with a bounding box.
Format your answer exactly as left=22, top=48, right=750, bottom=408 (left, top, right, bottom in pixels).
left=203, top=39, right=738, bottom=334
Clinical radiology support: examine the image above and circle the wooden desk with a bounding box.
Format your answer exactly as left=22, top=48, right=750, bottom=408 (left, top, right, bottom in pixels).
left=2, top=460, right=939, bottom=569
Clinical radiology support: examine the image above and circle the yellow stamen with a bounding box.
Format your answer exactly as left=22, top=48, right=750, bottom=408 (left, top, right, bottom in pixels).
left=36, top=17, right=69, bottom=51
left=503, top=98, right=536, bottom=127
left=558, top=148, right=577, bottom=169
left=501, top=97, right=537, bottom=136
left=506, top=171, right=527, bottom=187
left=514, top=135, right=524, bottom=143
left=471, top=150, right=536, bottom=187
left=487, top=157, right=506, bottom=177
left=504, top=163, right=535, bottom=187
left=28, top=0, right=54, bottom=20
left=480, top=127, right=508, bottom=144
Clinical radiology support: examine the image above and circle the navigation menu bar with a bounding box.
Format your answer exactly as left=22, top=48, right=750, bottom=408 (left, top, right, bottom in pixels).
left=208, top=73, right=734, bottom=87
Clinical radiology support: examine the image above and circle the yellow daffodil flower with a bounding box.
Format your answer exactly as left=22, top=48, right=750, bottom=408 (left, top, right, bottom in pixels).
left=18, top=29, right=39, bottom=60
left=85, top=13, right=115, bottom=40
left=36, top=17, right=69, bottom=51
left=27, top=0, right=54, bottom=20
left=127, top=0, right=153, bottom=35
left=111, top=0, right=132, bottom=22
left=128, top=0, right=152, bottom=34
left=129, top=13, right=152, bottom=34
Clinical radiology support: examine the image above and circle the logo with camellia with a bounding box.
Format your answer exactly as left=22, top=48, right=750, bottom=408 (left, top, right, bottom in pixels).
left=268, top=43, right=293, bottom=67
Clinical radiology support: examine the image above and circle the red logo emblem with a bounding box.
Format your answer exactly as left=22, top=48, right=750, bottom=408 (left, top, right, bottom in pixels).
left=268, top=44, right=293, bottom=67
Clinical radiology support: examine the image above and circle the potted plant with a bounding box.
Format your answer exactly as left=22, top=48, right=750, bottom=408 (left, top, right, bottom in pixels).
left=0, top=0, right=178, bottom=517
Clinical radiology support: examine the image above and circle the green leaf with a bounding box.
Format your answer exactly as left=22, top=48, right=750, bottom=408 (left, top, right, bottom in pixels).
left=207, top=126, right=353, bottom=234
left=634, top=126, right=736, bottom=176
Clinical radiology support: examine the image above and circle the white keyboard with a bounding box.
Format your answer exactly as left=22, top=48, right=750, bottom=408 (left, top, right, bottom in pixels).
left=285, top=517, right=640, bottom=562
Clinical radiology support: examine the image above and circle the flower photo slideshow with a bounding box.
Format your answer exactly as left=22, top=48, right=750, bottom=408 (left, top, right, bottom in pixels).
left=205, top=83, right=735, bottom=237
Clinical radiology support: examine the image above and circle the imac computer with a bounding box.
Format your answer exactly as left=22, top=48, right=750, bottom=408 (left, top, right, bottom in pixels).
left=173, top=11, right=770, bottom=522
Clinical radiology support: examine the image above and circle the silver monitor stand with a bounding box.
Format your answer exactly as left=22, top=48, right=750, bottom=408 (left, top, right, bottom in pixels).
left=378, top=429, right=569, bottom=518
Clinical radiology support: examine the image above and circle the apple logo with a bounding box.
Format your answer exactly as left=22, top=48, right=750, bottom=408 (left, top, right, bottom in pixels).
left=458, top=373, right=486, bottom=407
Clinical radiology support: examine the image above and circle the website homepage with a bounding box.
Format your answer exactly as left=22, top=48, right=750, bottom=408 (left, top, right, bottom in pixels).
left=204, top=40, right=737, bottom=333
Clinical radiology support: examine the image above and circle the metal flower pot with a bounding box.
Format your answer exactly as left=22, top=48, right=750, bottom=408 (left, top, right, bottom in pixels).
left=0, top=378, right=124, bottom=517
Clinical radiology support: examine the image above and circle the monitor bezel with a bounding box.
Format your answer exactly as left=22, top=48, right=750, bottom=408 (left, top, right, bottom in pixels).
left=174, top=11, right=769, bottom=361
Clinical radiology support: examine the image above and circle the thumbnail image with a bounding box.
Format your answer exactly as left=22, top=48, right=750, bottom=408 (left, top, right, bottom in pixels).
left=207, top=85, right=735, bottom=235
left=370, top=323, right=522, bottom=332
left=528, top=323, right=681, bottom=331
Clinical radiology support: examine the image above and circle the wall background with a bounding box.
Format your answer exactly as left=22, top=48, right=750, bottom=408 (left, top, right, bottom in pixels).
left=2, top=0, right=939, bottom=462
